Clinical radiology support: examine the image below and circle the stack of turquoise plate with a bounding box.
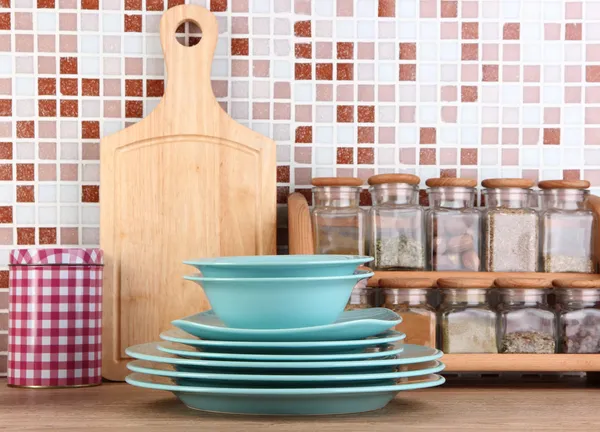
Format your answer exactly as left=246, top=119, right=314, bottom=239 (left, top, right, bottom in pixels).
left=125, top=255, right=445, bottom=415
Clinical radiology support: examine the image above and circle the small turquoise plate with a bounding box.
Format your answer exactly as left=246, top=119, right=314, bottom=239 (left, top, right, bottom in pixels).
left=172, top=308, right=401, bottom=342
left=183, top=254, right=374, bottom=278
left=125, top=373, right=445, bottom=415
left=155, top=340, right=405, bottom=361
left=160, top=328, right=406, bottom=354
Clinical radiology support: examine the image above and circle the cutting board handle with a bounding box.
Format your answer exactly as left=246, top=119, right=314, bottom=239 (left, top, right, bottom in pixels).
left=159, top=5, right=220, bottom=117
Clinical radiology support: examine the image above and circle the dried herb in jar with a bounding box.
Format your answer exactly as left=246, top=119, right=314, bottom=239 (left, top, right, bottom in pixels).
left=500, top=331, right=555, bottom=354
left=543, top=255, right=594, bottom=273
left=562, top=312, right=600, bottom=353
left=375, top=236, right=425, bottom=270
left=442, top=310, right=498, bottom=354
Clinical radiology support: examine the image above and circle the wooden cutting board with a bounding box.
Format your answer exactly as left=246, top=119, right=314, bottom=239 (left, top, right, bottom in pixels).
left=100, top=5, right=276, bottom=381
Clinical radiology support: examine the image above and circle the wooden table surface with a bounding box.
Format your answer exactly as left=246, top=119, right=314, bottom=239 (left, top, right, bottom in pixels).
left=1, top=379, right=599, bottom=431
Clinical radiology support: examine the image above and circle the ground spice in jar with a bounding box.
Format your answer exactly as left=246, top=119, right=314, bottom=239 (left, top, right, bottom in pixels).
left=375, top=236, right=425, bottom=270
left=500, top=331, right=555, bottom=353
left=442, top=309, right=498, bottom=353
left=543, top=255, right=594, bottom=273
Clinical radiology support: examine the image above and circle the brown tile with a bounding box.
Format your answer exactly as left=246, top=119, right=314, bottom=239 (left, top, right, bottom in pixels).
left=125, top=79, right=143, bottom=96
left=295, top=126, right=312, bottom=143
left=81, top=0, right=99, bottom=9
left=337, top=147, right=353, bottom=164
left=39, top=227, right=56, bottom=245
left=420, top=148, right=436, bottom=165
left=17, top=227, right=35, bottom=245
left=0, top=13, right=9, bottom=30
left=60, top=100, right=78, bottom=117
left=378, top=0, right=395, bottom=17
left=294, top=21, right=311, bottom=37
left=17, top=121, right=34, bottom=138
left=16, top=163, right=34, bottom=181
left=0, top=206, right=11, bottom=223
left=125, top=14, right=142, bottom=32
left=357, top=106, right=375, bottom=123
left=337, top=42, right=353, bottom=59
left=60, top=57, right=77, bottom=74
left=125, top=100, right=143, bottom=118
left=125, top=0, right=142, bottom=9
left=462, top=22, right=478, bottom=39
left=358, top=127, right=374, bottom=143
left=441, top=1, right=457, bottom=17
left=462, top=43, right=478, bottom=60
left=295, top=43, right=312, bottom=59
left=37, top=0, right=55, bottom=7
left=38, top=99, right=57, bottom=117
left=146, top=79, right=164, bottom=97
left=276, top=166, right=290, bottom=183
left=82, top=121, right=100, bottom=139
left=0, top=143, right=12, bottom=159
left=60, top=78, right=77, bottom=96
left=543, top=128, right=561, bottom=145
left=82, top=185, right=99, bottom=202
left=210, top=0, right=227, bottom=11
left=146, top=0, right=163, bottom=11
left=399, top=43, right=416, bottom=60
left=231, top=38, right=249, bottom=56
left=60, top=227, right=79, bottom=245
left=461, top=86, right=478, bottom=102
left=460, top=148, right=478, bottom=165
left=337, top=105, right=354, bottom=123
left=420, top=127, right=436, bottom=144
left=566, top=23, right=582, bottom=40
left=16, top=185, right=34, bottom=202
left=399, top=64, right=416, bottom=81
left=82, top=78, right=99, bottom=96
left=276, top=186, right=290, bottom=204
left=0, top=0, right=8, bottom=7
left=482, top=65, right=499, bottom=82
left=0, top=164, right=10, bottom=181
left=316, top=63, right=333, bottom=80
left=503, top=23, right=520, bottom=40
left=167, top=0, right=183, bottom=7
left=0, top=99, right=10, bottom=116
left=357, top=148, right=374, bottom=164
left=295, top=63, right=311, bottom=80
left=358, top=189, right=371, bottom=207
left=563, top=169, right=580, bottom=180
left=336, top=64, right=353, bottom=80
left=587, top=66, right=600, bottom=82
left=38, top=78, right=56, bottom=95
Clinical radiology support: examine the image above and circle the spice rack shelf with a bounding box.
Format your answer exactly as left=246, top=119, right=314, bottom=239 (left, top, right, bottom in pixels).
left=287, top=192, right=600, bottom=373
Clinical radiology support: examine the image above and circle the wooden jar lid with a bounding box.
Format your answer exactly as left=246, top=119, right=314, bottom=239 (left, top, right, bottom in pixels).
left=494, top=278, right=552, bottom=289
left=538, top=180, right=591, bottom=190
left=368, top=174, right=420, bottom=186
left=481, top=178, right=535, bottom=189
left=436, top=277, right=495, bottom=289
left=311, top=177, right=363, bottom=187
left=552, top=278, right=600, bottom=289
left=379, top=277, right=436, bottom=289
left=425, top=178, right=477, bottom=188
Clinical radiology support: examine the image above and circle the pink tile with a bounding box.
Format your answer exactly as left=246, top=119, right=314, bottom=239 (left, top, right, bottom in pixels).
left=461, top=64, right=478, bottom=82
left=274, top=82, right=290, bottom=99
left=586, top=44, right=600, bottom=62
left=59, top=13, right=77, bottom=31
left=440, top=148, right=457, bottom=164
left=566, top=2, right=583, bottom=19
left=565, top=65, right=581, bottom=83
left=295, top=105, right=312, bottom=122
left=522, top=169, right=539, bottom=183
left=295, top=167, right=311, bottom=185
left=544, top=107, right=561, bottom=124
left=378, top=127, right=395, bottom=144
left=441, top=86, right=457, bottom=101
left=502, top=128, right=519, bottom=145
left=584, top=170, right=600, bottom=186
left=336, top=168, right=354, bottom=177
left=399, top=148, right=416, bottom=164
left=482, top=44, right=499, bottom=61
left=0, top=78, right=10, bottom=95
left=126, top=58, right=143, bottom=75
left=460, top=169, right=477, bottom=180
left=39, top=142, right=56, bottom=160
left=232, top=0, right=249, bottom=12
left=522, top=128, right=540, bottom=145
left=231, top=59, right=249, bottom=77
left=61, top=228, right=79, bottom=245
left=103, top=79, right=121, bottom=96
left=294, top=147, right=312, bottom=164
left=231, top=17, right=248, bottom=34
left=358, top=85, right=374, bottom=102
left=212, top=80, right=228, bottom=97
left=273, top=103, right=291, bottom=120
left=378, top=85, right=395, bottom=102
left=503, top=44, right=520, bottom=61
left=586, top=107, right=600, bottom=124
left=357, top=42, right=374, bottom=59
left=316, top=42, right=332, bottom=59
left=82, top=143, right=99, bottom=160
left=316, top=84, right=333, bottom=101
left=59, top=35, right=77, bottom=52
left=38, top=35, right=56, bottom=53
left=104, top=100, right=121, bottom=117
left=38, top=122, right=56, bottom=138
left=420, top=0, right=437, bottom=18
left=399, top=106, right=416, bottom=123
left=15, top=12, right=33, bottom=30
left=253, top=60, right=270, bottom=77
left=295, top=0, right=311, bottom=15
left=564, top=87, right=582, bottom=103
left=336, top=85, right=354, bottom=102
left=60, top=164, right=78, bottom=181
left=565, top=23, right=582, bottom=40
left=545, top=23, right=561, bottom=40
left=38, top=164, right=56, bottom=181
left=523, top=65, right=540, bottom=82
left=502, top=65, right=520, bottom=82
left=337, top=0, right=353, bottom=16
left=441, top=106, right=457, bottom=123
left=585, top=128, right=600, bottom=145
left=15, top=34, right=33, bottom=52
left=482, top=107, right=499, bottom=123
left=523, top=86, right=540, bottom=103
left=586, top=87, right=600, bottom=103
left=0, top=228, right=13, bottom=245
left=440, top=22, right=458, bottom=39
left=461, top=1, right=478, bottom=18
left=253, top=102, right=270, bottom=120
left=482, top=127, right=498, bottom=145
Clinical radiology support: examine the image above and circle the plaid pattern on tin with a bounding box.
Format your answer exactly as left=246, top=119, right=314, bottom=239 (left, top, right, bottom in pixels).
left=9, top=248, right=104, bottom=266
left=8, top=265, right=103, bottom=387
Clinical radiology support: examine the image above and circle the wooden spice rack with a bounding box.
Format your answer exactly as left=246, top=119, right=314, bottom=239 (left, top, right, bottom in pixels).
left=287, top=192, right=600, bottom=373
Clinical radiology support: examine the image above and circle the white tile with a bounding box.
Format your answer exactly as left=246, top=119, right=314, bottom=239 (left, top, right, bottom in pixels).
left=564, top=106, right=584, bottom=125
left=0, top=185, right=12, bottom=204
left=102, top=14, right=122, bottom=32
left=543, top=43, right=563, bottom=62
left=419, top=64, right=438, bottom=82
left=60, top=185, right=79, bottom=203
left=482, top=23, right=500, bottom=41
left=481, top=148, right=499, bottom=166
left=439, top=42, right=459, bottom=61
left=419, top=22, right=438, bottom=41
left=253, top=0, right=270, bottom=13
left=315, top=106, right=333, bottom=122
left=16, top=77, right=35, bottom=97
left=398, top=0, right=417, bottom=18
left=36, top=11, right=57, bottom=32
left=502, top=1, right=521, bottom=19
left=82, top=100, right=101, bottom=118
left=145, top=36, right=162, bottom=55
left=419, top=106, right=437, bottom=124
left=357, top=21, right=376, bottom=39
left=522, top=106, right=542, bottom=125
left=398, top=126, right=417, bottom=145
left=80, top=57, right=100, bottom=75
left=521, top=23, right=542, bottom=41
left=38, top=206, right=57, bottom=225
left=315, top=126, right=333, bottom=145
left=397, top=21, right=417, bottom=39
left=315, top=0, right=334, bottom=17
left=315, top=147, right=334, bottom=165
left=315, top=21, right=333, bottom=37
left=461, top=106, right=479, bottom=124
left=439, top=127, right=458, bottom=145
left=543, top=148, right=562, bottom=166
left=563, top=127, right=584, bottom=147
left=378, top=106, right=396, bottom=123
left=315, top=167, right=334, bottom=177
left=358, top=63, right=374, bottom=80
left=542, top=86, right=562, bottom=104
left=377, top=63, right=396, bottom=82
left=543, top=1, right=563, bottom=20
left=60, top=122, right=78, bottom=140
left=337, top=126, right=354, bottom=145
left=60, top=206, right=79, bottom=224
left=336, top=21, right=354, bottom=38
left=124, top=35, right=143, bottom=55
left=273, top=60, right=291, bottom=79
left=274, top=18, right=290, bottom=35
left=17, top=142, right=35, bottom=160
left=103, top=121, right=123, bottom=137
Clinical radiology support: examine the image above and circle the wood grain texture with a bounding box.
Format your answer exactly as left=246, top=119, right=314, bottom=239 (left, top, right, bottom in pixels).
left=552, top=278, right=600, bottom=288
left=425, top=178, right=477, bottom=188
left=443, top=354, right=600, bottom=372
left=538, top=180, right=591, bottom=190
left=481, top=178, right=535, bottom=189
left=378, top=277, right=436, bottom=289
left=100, top=5, right=276, bottom=381
left=493, top=277, right=553, bottom=289
left=367, top=173, right=420, bottom=186
left=311, top=177, right=363, bottom=187
left=435, top=277, right=495, bottom=289
left=2, top=381, right=600, bottom=431
left=287, top=193, right=315, bottom=255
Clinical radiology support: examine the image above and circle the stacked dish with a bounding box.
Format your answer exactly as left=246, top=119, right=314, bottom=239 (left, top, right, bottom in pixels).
left=125, top=255, right=445, bottom=415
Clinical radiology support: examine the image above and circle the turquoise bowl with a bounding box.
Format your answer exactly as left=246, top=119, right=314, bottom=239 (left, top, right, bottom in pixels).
left=183, top=255, right=373, bottom=278
left=184, top=270, right=374, bottom=329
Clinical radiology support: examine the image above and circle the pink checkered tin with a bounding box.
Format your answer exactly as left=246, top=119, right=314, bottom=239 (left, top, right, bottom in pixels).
left=8, top=248, right=103, bottom=388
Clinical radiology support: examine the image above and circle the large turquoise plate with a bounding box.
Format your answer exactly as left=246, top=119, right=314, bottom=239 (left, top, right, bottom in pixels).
left=155, top=340, right=405, bottom=361
left=160, top=328, right=406, bottom=354
left=125, top=373, right=445, bottom=415
left=172, top=308, right=401, bottom=342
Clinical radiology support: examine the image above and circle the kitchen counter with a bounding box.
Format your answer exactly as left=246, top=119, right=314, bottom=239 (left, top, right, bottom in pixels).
left=1, top=378, right=599, bottom=431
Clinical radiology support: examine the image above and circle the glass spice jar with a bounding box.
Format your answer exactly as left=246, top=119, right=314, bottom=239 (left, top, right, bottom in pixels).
left=425, top=178, right=481, bottom=271
left=554, top=279, right=600, bottom=354
left=368, top=174, right=426, bottom=271
left=482, top=178, right=540, bottom=272
left=437, top=278, right=498, bottom=354
left=311, top=177, right=367, bottom=255
left=379, top=278, right=437, bottom=348
left=538, top=180, right=596, bottom=273
left=495, top=278, right=557, bottom=354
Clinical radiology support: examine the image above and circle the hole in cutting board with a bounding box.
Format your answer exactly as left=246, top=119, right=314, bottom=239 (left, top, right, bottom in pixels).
left=176, top=20, right=202, bottom=47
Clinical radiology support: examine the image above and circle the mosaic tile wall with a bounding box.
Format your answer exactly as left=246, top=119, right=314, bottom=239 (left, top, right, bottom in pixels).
left=1, top=0, right=600, bottom=374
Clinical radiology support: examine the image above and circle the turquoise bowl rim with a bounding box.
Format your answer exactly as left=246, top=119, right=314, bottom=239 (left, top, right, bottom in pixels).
left=184, top=269, right=374, bottom=283
left=183, top=254, right=374, bottom=267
